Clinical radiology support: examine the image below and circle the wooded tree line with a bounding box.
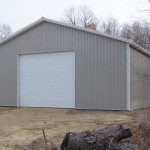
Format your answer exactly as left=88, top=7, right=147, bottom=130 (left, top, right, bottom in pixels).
left=0, top=1, right=149, bottom=51
left=99, top=18, right=150, bottom=51
left=62, top=4, right=150, bottom=51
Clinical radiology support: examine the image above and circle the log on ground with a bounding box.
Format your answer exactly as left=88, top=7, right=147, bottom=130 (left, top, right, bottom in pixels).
left=60, top=124, right=139, bottom=150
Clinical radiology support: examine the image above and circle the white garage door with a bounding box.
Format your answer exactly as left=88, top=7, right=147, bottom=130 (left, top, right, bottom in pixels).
left=19, top=51, right=75, bottom=108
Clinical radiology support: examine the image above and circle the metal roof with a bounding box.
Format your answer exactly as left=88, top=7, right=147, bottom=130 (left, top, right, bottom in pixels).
left=0, top=17, right=150, bottom=57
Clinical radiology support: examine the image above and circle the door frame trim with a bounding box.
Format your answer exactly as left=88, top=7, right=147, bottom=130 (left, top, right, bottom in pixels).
left=17, top=50, right=75, bottom=108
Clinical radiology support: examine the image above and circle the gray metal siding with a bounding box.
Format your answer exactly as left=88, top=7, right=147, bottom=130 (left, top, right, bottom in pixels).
left=130, top=47, right=150, bottom=109
left=0, top=22, right=127, bottom=109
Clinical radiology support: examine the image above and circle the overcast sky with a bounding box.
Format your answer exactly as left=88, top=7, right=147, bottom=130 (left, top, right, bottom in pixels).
left=0, top=0, right=149, bottom=32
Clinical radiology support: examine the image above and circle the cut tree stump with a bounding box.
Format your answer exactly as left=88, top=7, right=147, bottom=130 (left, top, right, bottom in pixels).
left=60, top=124, right=139, bottom=150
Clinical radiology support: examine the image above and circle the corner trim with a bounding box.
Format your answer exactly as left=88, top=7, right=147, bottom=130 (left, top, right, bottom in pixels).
left=17, top=55, right=20, bottom=107
left=127, top=43, right=131, bottom=110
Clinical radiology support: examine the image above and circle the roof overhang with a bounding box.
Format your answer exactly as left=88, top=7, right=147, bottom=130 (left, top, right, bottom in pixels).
left=130, top=42, right=150, bottom=57
left=0, top=18, right=45, bottom=46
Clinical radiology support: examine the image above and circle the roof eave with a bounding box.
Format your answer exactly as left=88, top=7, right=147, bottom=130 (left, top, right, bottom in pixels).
left=43, top=17, right=131, bottom=43
left=130, top=42, right=150, bottom=57
left=0, top=17, right=149, bottom=57
left=0, top=17, right=131, bottom=46
left=0, top=17, right=45, bottom=46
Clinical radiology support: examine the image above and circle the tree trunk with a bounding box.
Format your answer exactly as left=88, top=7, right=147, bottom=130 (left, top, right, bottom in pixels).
left=60, top=124, right=139, bottom=150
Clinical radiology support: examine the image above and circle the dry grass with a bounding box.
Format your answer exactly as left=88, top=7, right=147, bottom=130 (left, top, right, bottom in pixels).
left=0, top=107, right=149, bottom=149
left=130, top=123, right=150, bottom=150
left=127, top=107, right=150, bottom=150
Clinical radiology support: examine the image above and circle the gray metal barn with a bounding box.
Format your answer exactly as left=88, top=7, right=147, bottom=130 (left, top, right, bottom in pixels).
left=0, top=17, right=149, bottom=110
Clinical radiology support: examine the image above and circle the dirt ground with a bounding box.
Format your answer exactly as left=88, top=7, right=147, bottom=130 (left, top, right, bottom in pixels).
left=0, top=107, right=149, bottom=150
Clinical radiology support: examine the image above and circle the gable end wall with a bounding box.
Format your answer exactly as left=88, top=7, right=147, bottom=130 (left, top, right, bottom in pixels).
left=0, top=22, right=127, bottom=110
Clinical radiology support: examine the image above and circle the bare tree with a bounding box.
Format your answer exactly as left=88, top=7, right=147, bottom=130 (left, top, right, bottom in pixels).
left=61, top=5, right=98, bottom=30
left=121, top=21, right=150, bottom=51
left=0, top=23, right=12, bottom=40
left=78, top=5, right=98, bottom=29
left=119, top=0, right=150, bottom=51
left=136, top=0, right=150, bottom=22
left=120, top=24, right=132, bottom=39
left=62, top=5, right=150, bottom=51
left=62, top=6, right=79, bottom=25
left=139, top=0, right=150, bottom=12
left=99, top=18, right=120, bottom=36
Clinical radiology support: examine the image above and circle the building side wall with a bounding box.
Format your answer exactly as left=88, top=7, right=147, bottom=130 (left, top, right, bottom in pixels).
left=0, top=22, right=127, bottom=109
left=130, top=47, right=150, bottom=109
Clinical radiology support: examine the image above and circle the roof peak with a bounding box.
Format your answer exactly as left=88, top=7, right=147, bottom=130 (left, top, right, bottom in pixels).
left=0, top=17, right=149, bottom=57
left=0, top=17, right=131, bottom=46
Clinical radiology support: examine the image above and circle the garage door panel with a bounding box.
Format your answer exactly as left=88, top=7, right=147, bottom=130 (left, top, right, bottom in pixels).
left=20, top=51, right=75, bottom=108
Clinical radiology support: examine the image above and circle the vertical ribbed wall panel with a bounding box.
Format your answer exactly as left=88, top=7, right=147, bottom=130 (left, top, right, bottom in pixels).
left=130, top=47, right=150, bottom=109
left=0, top=22, right=127, bottom=109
